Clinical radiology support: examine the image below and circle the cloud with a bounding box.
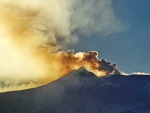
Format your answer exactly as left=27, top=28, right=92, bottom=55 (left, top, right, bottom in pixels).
left=131, top=72, right=150, bottom=75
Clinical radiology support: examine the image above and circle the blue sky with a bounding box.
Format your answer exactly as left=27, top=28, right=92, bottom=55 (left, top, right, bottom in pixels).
left=71, top=0, right=150, bottom=73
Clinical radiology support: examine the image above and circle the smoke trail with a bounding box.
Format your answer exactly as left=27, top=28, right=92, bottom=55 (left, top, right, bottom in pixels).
left=0, top=0, right=122, bottom=92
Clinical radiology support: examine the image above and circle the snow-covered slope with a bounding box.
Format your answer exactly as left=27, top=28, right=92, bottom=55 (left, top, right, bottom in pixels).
left=0, top=69, right=150, bottom=113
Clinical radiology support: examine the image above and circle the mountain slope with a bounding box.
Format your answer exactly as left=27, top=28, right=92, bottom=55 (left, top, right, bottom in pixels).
left=0, top=69, right=150, bottom=113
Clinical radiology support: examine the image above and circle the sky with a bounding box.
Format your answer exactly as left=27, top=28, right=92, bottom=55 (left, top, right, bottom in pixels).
left=70, top=0, right=150, bottom=73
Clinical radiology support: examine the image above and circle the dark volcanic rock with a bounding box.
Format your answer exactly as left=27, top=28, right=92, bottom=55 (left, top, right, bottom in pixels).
left=0, top=69, right=150, bottom=113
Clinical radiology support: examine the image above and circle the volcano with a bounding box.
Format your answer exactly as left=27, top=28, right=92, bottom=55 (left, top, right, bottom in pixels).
left=0, top=69, right=150, bottom=113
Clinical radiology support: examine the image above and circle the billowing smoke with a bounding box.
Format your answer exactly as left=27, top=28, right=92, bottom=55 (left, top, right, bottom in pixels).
left=0, top=0, right=122, bottom=92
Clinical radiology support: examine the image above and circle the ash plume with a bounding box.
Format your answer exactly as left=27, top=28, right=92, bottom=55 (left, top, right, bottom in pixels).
left=0, top=0, right=122, bottom=92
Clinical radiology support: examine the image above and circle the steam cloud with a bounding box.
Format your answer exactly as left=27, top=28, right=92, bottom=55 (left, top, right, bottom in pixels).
left=0, top=0, right=122, bottom=92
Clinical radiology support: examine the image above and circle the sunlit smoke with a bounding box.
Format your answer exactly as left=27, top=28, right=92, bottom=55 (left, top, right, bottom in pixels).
left=0, top=0, right=122, bottom=92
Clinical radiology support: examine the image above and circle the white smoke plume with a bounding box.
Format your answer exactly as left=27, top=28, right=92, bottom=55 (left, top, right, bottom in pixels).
left=70, top=0, right=123, bottom=37
left=0, top=0, right=123, bottom=92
